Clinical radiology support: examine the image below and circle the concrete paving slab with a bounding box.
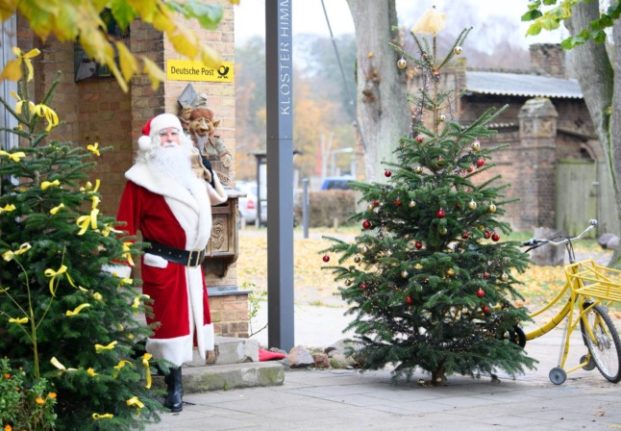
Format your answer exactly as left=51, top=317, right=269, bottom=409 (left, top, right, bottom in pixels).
left=146, top=305, right=621, bottom=431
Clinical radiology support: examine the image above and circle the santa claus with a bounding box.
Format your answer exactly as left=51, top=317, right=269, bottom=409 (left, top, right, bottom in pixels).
left=116, top=113, right=227, bottom=412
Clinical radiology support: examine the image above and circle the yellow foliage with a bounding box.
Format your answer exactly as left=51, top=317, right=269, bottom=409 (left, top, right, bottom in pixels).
left=142, top=56, right=166, bottom=90
left=116, top=41, right=138, bottom=82
left=0, top=0, right=235, bottom=91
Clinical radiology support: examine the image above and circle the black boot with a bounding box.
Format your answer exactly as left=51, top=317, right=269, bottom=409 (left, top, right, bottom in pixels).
left=164, top=367, right=183, bottom=412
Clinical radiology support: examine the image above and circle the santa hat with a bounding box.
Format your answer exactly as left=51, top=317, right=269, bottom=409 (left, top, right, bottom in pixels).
left=137, top=113, right=183, bottom=152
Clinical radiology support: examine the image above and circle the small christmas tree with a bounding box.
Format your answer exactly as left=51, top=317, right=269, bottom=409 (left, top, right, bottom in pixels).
left=0, top=49, right=160, bottom=430
left=323, top=17, right=535, bottom=384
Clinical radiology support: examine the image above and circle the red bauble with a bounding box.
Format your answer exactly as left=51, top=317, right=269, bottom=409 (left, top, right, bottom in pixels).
left=359, top=282, right=368, bottom=290
left=483, top=230, right=492, bottom=239
left=462, top=231, right=470, bottom=239
left=405, top=295, right=414, bottom=305
left=393, top=198, right=402, bottom=206
left=415, top=241, right=423, bottom=250
left=371, top=199, right=380, bottom=208
left=491, top=232, right=500, bottom=242
left=436, top=208, right=446, bottom=218
left=482, top=272, right=490, bottom=279
left=362, top=219, right=372, bottom=230
left=482, top=305, right=491, bottom=314
left=384, top=169, right=392, bottom=177
left=476, top=158, right=485, bottom=168
left=415, top=135, right=424, bottom=143
left=322, top=255, right=330, bottom=263
left=476, top=288, right=485, bottom=298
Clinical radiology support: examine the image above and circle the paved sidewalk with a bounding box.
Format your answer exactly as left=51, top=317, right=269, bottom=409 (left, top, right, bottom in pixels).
left=147, top=327, right=621, bottom=431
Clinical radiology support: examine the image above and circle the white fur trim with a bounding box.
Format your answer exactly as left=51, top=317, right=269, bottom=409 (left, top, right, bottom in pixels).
left=137, top=135, right=151, bottom=152
left=146, top=334, right=194, bottom=367
left=149, top=113, right=182, bottom=137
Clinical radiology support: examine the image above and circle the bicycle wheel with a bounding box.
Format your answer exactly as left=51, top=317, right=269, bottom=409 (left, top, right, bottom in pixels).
left=580, top=303, right=621, bottom=383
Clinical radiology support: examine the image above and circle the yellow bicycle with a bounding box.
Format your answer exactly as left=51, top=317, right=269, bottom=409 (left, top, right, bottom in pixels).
left=517, top=220, right=621, bottom=385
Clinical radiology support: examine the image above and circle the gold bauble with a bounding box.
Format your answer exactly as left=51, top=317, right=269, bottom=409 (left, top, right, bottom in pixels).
left=397, top=56, right=407, bottom=70
left=468, top=200, right=477, bottom=210
left=454, top=46, right=463, bottom=55
left=401, top=270, right=409, bottom=278
left=353, top=255, right=361, bottom=263
left=472, top=140, right=481, bottom=152
left=415, top=263, right=423, bottom=270
left=439, top=227, right=448, bottom=235
left=360, top=245, right=368, bottom=253
left=344, top=279, right=352, bottom=286
left=408, top=200, right=416, bottom=208
left=500, top=273, right=509, bottom=282
left=489, top=203, right=497, bottom=213
left=439, top=114, right=446, bottom=122
left=447, top=268, right=455, bottom=277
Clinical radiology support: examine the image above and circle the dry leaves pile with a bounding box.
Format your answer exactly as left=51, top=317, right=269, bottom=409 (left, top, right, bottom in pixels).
left=237, top=228, right=620, bottom=316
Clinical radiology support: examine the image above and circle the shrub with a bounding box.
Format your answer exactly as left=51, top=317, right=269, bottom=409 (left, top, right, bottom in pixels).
left=295, top=190, right=357, bottom=227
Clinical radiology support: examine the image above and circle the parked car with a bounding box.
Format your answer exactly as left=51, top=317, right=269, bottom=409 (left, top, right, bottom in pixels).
left=320, top=176, right=354, bottom=191
left=236, top=181, right=267, bottom=226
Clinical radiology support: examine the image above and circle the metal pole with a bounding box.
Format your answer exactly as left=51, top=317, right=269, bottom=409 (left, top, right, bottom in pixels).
left=302, top=178, right=309, bottom=239
left=255, top=156, right=261, bottom=228
left=265, top=0, right=294, bottom=350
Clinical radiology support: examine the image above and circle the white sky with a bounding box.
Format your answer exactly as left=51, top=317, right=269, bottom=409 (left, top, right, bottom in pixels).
left=234, top=0, right=566, bottom=50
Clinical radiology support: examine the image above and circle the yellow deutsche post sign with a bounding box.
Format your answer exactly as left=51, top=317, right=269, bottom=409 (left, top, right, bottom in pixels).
left=166, top=60, right=234, bottom=82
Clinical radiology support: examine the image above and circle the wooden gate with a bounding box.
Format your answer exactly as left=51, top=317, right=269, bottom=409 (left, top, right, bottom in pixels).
left=596, top=162, right=620, bottom=235
left=556, top=160, right=597, bottom=236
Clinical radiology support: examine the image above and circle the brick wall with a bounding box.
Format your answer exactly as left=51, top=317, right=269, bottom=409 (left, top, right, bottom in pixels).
left=16, top=2, right=247, bottom=338
left=530, top=43, right=566, bottom=78
left=209, top=291, right=249, bottom=338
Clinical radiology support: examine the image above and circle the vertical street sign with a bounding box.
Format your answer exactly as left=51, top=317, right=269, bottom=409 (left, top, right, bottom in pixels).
left=265, top=0, right=294, bottom=350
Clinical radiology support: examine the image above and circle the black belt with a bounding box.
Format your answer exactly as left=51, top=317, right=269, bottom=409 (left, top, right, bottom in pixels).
left=144, top=239, right=205, bottom=267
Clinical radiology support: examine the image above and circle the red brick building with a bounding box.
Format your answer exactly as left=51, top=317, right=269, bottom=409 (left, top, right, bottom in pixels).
left=0, top=4, right=250, bottom=337
left=415, top=44, right=612, bottom=234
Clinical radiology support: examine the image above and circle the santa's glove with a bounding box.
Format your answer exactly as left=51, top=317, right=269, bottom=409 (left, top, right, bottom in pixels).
left=200, top=155, right=216, bottom=188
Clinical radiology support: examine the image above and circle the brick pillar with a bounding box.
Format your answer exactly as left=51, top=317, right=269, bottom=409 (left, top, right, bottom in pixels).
left=518, top=98, right=558, bottom=230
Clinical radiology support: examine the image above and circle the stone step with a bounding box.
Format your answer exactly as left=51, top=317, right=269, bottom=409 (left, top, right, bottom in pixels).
left=187, top=336, right=260, bottom=367
left=183, top=362, right=284, bottom=393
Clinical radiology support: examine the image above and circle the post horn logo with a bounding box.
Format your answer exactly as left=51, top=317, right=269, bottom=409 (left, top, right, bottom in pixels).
left=217, top=65, right=230, bottom=78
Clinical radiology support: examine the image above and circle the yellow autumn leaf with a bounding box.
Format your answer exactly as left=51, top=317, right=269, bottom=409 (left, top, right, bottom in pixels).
left=0, top=58, right=22, bottom=81
left=0, top=0, right=17, bottom=21
left=167, top=28, right=199, bottom=58
left=116, top=41, right=138, bottom=82
left=200, top=45, right=221, bottom=69
left=142, top=56, right=166, bottom=90
left=151, top=9, right=175, bottom=32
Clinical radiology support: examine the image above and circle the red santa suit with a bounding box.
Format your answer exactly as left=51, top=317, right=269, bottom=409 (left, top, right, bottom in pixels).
left=117, top=146, right=227, bottom=367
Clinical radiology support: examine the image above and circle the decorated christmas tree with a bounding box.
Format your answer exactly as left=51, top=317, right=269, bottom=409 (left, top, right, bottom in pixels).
left=0, top=49, right=160, bottom=430
left=323, top=15, right=535, bottom=384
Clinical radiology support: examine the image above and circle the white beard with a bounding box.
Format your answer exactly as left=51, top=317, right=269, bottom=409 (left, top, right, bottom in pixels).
left=149, top=144, right=201, bottom=193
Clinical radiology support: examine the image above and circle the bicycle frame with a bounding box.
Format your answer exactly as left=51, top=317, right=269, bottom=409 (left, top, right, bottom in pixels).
left=519, top=220, right=621, bottom=384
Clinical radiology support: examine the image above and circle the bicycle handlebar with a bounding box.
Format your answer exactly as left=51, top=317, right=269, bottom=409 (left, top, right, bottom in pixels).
left=521, top=219, right=598, bottom=249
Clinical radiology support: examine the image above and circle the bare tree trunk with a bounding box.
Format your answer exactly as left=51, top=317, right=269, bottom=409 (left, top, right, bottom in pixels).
left=566, top=1, right=621, bottom=264
left=346, top=0, right=410, bottom=181
left=610, top=16, right=621, bottom=264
